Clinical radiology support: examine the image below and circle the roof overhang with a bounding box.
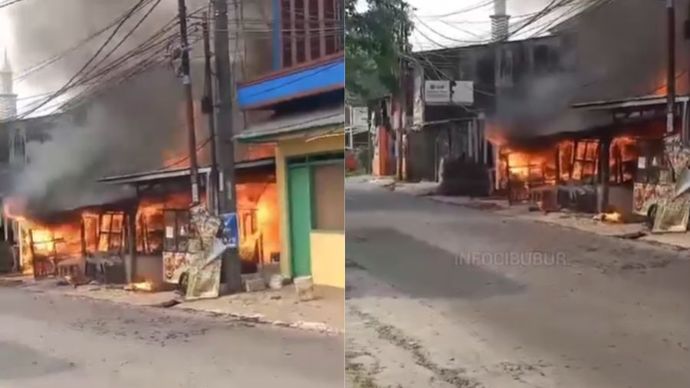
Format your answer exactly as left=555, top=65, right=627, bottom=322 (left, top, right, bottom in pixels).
left=572, top=95, right=690, bottom=110
left=99, top=158, right=276, bottom=185
left=99, top=167, right=212, bottom=185
left=235, top=107, right=344, bottom=143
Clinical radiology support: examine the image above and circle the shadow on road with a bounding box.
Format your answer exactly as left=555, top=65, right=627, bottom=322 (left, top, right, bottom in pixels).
left=0, top=341, right=75, bottom=379
left=346, top=227, right=526, bottom=300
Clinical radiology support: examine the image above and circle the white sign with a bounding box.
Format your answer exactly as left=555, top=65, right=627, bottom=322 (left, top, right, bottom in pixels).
left=424, top=80, right=475, bottom=105
left=424, top=80, right=451, bottom=105
left=451, top=81, right=474, bottom=105
left=350, top=107, right=369, bottom=131
left=412, top=66, right=424, bottom=126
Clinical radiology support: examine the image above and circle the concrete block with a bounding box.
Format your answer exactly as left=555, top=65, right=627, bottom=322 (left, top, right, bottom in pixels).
left=268, top=274, right=284, bottom=290
left=242, top=275, right=266, bottom=293
left=294, top=276, right=315, bottom=301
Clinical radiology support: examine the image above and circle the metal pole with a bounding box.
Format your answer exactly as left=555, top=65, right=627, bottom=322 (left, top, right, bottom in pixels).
left=598, top=136, right=611, bottom=213
left=126, top=209, right=137, bottom=283
left=177, top=0, right=201, bottom=203
left=667, top=0, right=676, bottom=134
left=202, top=12, right=219, bottom=214
left=212, top=0, right=242, bottom=293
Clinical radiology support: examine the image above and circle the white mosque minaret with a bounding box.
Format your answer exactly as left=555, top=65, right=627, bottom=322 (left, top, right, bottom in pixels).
left=0, top=49, right=17, bottom=121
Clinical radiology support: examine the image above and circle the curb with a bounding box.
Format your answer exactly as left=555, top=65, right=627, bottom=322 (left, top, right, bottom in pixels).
left=426, top=196, right=506, bottom=211
left=423, top=195, right=690, bottom=252
left=0, top=278, right=25, bottom=287
left=175, top=306, right=342, bottom=335
left=1, top=279, right=342, bottom=336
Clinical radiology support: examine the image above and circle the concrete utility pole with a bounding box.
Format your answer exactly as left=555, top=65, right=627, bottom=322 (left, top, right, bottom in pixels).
left=396, top=65, right=405, bottom=181
left=667, top=0, right=676, bottom=134
left=396, top=2, right=408, bottom=181
left=177, top=0, right=200, bottom=203
left=212, top=0, right=242, bottom=293
left=202, top=12, right=220, bottom=215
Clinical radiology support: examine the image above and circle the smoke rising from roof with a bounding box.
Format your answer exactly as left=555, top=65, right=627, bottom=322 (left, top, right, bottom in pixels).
left=9, top=67, right=207, bottom=216
left=493, top=0, right=690, bottom=138
left=2, top=0, right=215, bottom=216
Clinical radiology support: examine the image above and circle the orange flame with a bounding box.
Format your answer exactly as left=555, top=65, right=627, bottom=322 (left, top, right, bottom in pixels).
left=129, top=281, right=154, bottom=292
left=603, top=212, right=622, bottom=223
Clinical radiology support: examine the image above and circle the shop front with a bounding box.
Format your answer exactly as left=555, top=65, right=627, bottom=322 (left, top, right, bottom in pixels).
left=236, top=106, right=345, bottom=289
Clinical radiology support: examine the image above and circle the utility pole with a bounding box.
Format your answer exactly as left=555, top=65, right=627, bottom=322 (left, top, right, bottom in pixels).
left=212, top=0, right=242, bottom=293
left=396, top=64, right=405, bottom=181
left=202, top=12, right=219, bottom=215
left=396, top=3, right=408, bottom=181
left=177, top=0, right=200, bottom=203
left=667, top=0, right=676, bottom=134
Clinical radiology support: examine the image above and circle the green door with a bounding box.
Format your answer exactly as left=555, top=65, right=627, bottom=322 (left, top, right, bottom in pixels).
left=288, top=165, right=312, bottom=277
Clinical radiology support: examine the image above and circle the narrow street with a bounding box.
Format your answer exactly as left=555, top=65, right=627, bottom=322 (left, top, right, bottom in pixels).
left=0, top=287, right=343, bottom=388
left=345, top=179, right=690, bottom=388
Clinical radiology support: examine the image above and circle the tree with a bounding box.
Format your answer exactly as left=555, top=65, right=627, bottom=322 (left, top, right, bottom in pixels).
left=346, top=0, right=414, bottom=103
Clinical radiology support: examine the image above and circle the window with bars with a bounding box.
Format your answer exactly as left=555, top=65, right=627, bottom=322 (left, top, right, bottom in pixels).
left=97, top=212, right=125, bottom=253
left=635, top=140, right=671, bottom=185
left=280, top=0, right=343, bottom=68
left=571, top=140, right=599, bottom=181
left=163, top=209, right=191, bottom=253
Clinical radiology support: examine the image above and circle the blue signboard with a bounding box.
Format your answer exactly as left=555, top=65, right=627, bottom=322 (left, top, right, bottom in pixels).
left=221, top=213, right=239, bottom=248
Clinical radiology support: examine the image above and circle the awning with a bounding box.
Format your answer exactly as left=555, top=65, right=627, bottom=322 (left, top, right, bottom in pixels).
left=235, top=106, right=344, bottom=143
left=99, top=158, right=275, bottom=185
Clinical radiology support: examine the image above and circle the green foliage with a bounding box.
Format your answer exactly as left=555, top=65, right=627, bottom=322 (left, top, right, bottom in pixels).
left=346, top=0, right=414, bottom=103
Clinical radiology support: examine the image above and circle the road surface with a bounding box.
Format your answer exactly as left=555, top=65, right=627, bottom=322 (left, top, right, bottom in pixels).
left=346, top=179, right=690, bottom=388
left=0, top=286, right=343, bottom=388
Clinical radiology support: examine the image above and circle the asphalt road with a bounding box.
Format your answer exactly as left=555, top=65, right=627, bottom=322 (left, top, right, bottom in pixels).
left=0, top=286, right=344, bottom=388
left=346, top=179, right=690, bottom=388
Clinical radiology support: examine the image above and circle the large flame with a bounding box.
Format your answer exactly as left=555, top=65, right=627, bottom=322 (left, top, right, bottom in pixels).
left=4, top=176, right=281, bottom=278
left=497, top=134, right=640, bottom=190
left=236, top=181, right=280, bottom=263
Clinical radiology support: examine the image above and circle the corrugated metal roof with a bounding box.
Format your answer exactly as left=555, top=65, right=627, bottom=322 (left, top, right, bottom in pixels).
left=99, top=158, right=275, bottom=185
left=235, top=106, right=344, bottom=142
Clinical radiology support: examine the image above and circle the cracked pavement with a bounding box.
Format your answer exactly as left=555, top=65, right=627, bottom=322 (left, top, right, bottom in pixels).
left=0, top=286, right=343, bottom=387
left=345, top=179, right=690, bottom=388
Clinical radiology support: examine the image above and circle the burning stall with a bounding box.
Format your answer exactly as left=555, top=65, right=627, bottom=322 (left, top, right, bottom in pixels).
left=3, top=197, right=136, bottom=282
left=489, top=95, right=686, bottom=219
left=99, top=161, right=281, bottom=288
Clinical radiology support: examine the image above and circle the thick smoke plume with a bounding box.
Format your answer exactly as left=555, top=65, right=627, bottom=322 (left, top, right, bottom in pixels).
left=3, top=0, right=211, bottom=217
left=494, top=0, right=690, bottom=138
left=10, top=67, right=210, bottom=217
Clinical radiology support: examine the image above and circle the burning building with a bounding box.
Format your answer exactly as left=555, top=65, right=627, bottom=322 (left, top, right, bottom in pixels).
left=4, top=158, right=282, bottom=286
left=490, top=95, right=682, bottom=218
left=0, top=57, right=282, bottom=286
left=399, top=0, right=690, bottom=228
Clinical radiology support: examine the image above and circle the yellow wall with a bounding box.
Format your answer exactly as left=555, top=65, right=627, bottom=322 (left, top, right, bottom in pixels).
left=310, top=231, right=345, bottom=288
left=275, top=130, right=344, bottom=281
